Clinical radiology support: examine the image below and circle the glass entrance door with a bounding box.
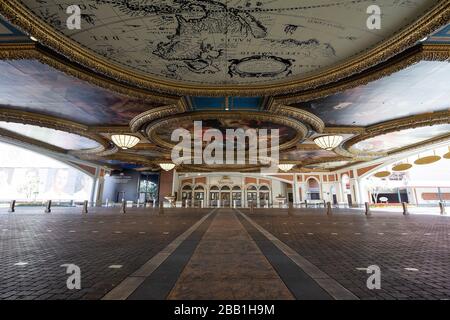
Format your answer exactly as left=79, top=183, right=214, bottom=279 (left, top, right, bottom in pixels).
left=221, top=192, right=231, bottom=207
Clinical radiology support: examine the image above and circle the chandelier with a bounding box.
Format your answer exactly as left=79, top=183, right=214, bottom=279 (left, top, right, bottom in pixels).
left=278, top=163, right=295, bottom=172
left=111, top=134, right=140, bottom=149
left=159, top=163, right=175, bottom=171
left=314, top=135, right=343, bottom=150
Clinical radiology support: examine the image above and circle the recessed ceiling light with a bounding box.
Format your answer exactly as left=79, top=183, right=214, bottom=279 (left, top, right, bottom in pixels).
left=29, top=36, right=38, bottom=42
left=420, top=36, right=428, bottom=42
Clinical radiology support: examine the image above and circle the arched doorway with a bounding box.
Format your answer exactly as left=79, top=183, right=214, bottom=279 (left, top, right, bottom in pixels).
left=330, top=185, right=337, bottom=205
left=341, top=174, right=352, bottom=206
left=194, top=185, right=205, bottom=207
left=306, top=178, right=320, bottom=200
left=246, top=185, right=257, bottom=207
left=259, top=185, right=270, bottom=208
left=220, top=185, right=231, bottom=207
left=209, top=185, right=219, bottom=207
left=181, top=185, right=193, bottom=207
left=232, top=185, right=242, bottom=207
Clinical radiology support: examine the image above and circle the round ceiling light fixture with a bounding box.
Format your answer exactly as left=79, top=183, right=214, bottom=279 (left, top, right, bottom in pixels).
left=278, top=163, right=295, bottom=172
left=392, top=163, right=413, bottom=172
left=111, top=134, right=140, bottom=149
left=374, top=171, right=391, bottom=178
left=159, top=163, right=175, bottom=171
left=414, top=155, right=441, bottom=165
left=314, top=135, right=343, bottom=150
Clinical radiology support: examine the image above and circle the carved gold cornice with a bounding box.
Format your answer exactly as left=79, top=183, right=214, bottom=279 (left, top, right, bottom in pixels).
left=1, top=0, right=448, bottom=96
left=323, top=126, right=366, bottom=135
left=276, top=44, right=450, bottom=104
left=129, top=105, right=183, bottom=132
left=343, top=110, right=450, bottom=157
left=268, top=104, right=325, bottom=132
left=0, top=108, right=114, bottom=155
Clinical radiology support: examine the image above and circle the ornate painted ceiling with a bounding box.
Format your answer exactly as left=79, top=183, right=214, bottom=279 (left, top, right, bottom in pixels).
left=0, top=3, right=449, bottom=172
left=1, top=0, right=447, bottom=95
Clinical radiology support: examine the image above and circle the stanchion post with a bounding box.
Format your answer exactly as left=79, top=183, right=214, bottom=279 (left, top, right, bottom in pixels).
left=364, top=202, right=371, bottom=216
left=159, top=200, right=164, bottom=214
left=288, top=202, right=293, bottom=215
left=82, top=200, right=88, bottom=214
left=402, top=202, right=409, bottom=215
left=439, top=202, right=446, bottom=215
left=121, top=200, right=126, bottom=214
left=8, top=200, right=16, bottom=213
left=326, top=202, right=332, bottom=215
left=44, top=200, right=52, bottom=213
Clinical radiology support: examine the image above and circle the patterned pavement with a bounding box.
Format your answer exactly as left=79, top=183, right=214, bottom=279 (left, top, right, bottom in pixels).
left=0, top=208, right=208, bottom=300
left=246, top=208, right=450, bottom=300
left=0, top=207, right=449, bottom=300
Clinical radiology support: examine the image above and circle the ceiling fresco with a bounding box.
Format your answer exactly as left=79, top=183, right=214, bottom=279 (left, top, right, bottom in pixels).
left=0, top=122, right=101, bottom=150
left=350, top=124, right=450, bottom=154
left=19, top=0, right=438, bottom=86
left=0, top=60, right=161, bottom=125
left=280, top=149, right=337, bottom=162
left=294, top=61, right=450, bottom=126
left=155, top=118, right=298, bottom=149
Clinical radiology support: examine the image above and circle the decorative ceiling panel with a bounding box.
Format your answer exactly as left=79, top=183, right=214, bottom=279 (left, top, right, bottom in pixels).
left=295, top=61, right=450, bottom=126
left=350, top=124, right=450, bottom=154
left=0, top=60, right=161, bottom=125
left=18, top=0, right=440, bottom=87
left=0, top=121, right=101, bottom=150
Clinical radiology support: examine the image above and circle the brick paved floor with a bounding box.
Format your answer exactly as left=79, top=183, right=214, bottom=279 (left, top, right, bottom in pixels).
left=0, top=208, right=208, bottom=300
left=246, top=208, right=450, bottom=300
left=1, top=208, right=449, bottom=300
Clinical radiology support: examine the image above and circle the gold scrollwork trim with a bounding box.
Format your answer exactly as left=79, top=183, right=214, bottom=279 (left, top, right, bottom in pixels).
left=269, top=104, right=325, bottom=132
left=129, top=105, right=182, bottom=132
left=0, top=0, right=448, bottom=96
left=144, top=111, right=309, bottom=151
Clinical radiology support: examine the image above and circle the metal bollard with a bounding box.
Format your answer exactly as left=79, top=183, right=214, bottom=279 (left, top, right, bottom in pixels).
left=288, top=202, right=294, bottom=215
left=305, top=200, right=308, bottom=208
left=439, top=202, right=446, bottom=215
left=82, top=200, right=88, bottom=214
left=44, top=200, right=52, bottom=213
left=364, top=202, right=371, bottom=216
left=159, top=201, right=164, bottom=214
left=326, top=202, right=332, bottom=215
left=250, top=202, right=254, bottom=213
left=121, top=200, right=126, bottom=214
left=402, top=202, right=409, bottom=215
left=8, top=200, right=16, bottom=213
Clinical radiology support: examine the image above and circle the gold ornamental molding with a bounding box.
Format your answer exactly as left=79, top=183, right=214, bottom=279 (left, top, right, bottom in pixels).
left=342, top=110, right=450, bottom=157
left=275, top=44, right=450, bottom=104
left=0, top=1, right=448, bottom=96
left=143, top=111, right=310, bottom=151
left=129, top=105, right=183, bottom=133
left=268, top=104, right=325, bottom=132
left=0, top=108, right=114, bottom=155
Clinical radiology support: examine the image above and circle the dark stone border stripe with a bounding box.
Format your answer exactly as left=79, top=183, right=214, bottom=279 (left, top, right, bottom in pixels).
left=102, top=209, right=216, bottom=300
left=126, top=211, right=216, bottom=300
left=236, top=209, right=359, bottom=300
left=236, top=213, right=332, bottom=300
